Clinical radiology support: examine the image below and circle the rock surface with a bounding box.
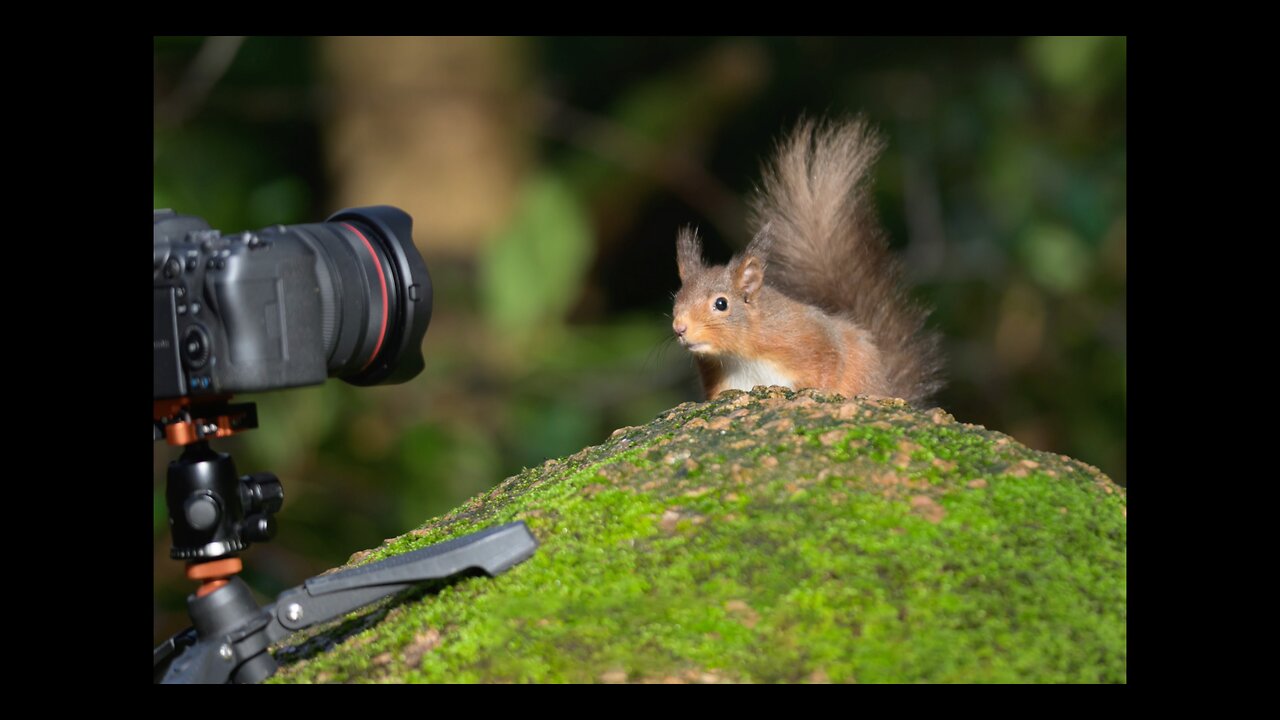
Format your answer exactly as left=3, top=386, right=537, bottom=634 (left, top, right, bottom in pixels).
left=270, top=387, right=1126, bottom=683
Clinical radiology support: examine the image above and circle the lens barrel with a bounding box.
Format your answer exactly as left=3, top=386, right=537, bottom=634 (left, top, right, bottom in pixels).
left=288, top=206, right=432, bottom=386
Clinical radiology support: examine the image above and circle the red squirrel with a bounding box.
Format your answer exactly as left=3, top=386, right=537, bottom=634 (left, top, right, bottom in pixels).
left=672, top=117, right=943, bottom=406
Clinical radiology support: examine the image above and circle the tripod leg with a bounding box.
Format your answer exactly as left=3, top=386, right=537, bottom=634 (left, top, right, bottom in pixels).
left=153, top=627, right=198, bottom=683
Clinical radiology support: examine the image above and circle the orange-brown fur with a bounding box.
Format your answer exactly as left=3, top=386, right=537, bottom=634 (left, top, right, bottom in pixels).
left=672, top=117, right=943, bottom=405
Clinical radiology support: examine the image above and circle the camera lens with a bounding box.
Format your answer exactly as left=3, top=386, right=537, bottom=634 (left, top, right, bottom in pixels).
left=277, top=206, right=432, bottom=386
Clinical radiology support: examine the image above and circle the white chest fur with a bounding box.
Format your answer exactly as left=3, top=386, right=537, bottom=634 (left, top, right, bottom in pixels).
left=718, top=356, right=796, bottom=392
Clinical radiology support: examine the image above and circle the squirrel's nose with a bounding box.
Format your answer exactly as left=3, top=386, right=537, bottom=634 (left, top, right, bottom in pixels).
left=673, top=322, right=687, bottom=338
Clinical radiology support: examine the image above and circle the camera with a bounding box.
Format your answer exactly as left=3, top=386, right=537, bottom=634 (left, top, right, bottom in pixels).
left=153, top=206, right=432, bottom=399
left=152, top=205, right=538, bottom=684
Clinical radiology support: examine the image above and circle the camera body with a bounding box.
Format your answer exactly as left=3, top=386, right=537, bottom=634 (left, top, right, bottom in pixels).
left=154, top=211, right=324, bottom=398
left=153, top=206, right=432, bottom=400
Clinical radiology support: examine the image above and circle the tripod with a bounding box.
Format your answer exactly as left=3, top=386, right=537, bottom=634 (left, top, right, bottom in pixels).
left=152, top=398, right=537, bottom=684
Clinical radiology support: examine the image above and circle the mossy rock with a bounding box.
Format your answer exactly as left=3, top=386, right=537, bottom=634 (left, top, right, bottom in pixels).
left=269, top=386, right=1126, bottom=684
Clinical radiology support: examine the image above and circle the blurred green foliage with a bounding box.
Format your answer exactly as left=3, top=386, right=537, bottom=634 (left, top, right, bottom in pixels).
left=153, top=36, right=1125, bottom=647
left=481, top=173, right=593, bottom=347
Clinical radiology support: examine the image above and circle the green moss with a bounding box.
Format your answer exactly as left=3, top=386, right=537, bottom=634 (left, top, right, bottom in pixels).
left=268, top=387, right=1125, bottom=684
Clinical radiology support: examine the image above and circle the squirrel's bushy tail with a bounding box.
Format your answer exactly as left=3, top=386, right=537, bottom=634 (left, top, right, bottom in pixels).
left=748, top=117, right=944, bottom=405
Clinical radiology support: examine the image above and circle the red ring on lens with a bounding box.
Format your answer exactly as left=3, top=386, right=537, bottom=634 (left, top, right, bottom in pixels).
left=341, top=223, right=388, bottom=371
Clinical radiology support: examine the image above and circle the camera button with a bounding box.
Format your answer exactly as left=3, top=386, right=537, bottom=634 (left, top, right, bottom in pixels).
left=182, top=326, right=211, bottom=369
left=176, top=304, right=187, bottom=315
left=163, top=257, right=182, bottom=279
left=190, top=302, right=201, bottom=315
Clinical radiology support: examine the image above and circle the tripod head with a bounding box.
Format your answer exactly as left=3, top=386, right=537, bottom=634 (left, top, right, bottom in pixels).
left=155, top=398, right=281, bottom=565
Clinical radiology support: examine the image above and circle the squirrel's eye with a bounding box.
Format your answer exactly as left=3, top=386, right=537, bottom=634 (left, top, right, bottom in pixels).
left=714, top=297, right=728, bottom=311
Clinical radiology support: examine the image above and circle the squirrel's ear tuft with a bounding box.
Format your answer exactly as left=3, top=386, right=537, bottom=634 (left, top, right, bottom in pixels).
left=676, top=226, right=705, bottom=283
left=744, top=221, right=774, bottom=261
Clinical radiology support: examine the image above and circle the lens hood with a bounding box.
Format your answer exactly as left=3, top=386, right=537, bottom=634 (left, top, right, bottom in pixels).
left=325, top=206, right=433, bottom=386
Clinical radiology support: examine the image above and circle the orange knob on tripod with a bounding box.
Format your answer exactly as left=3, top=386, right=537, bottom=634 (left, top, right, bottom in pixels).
left=186, top=557, right=244, bottom=598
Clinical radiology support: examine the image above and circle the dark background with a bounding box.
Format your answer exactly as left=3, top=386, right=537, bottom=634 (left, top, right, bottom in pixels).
left=153, top=36, right=1126, bottom=646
